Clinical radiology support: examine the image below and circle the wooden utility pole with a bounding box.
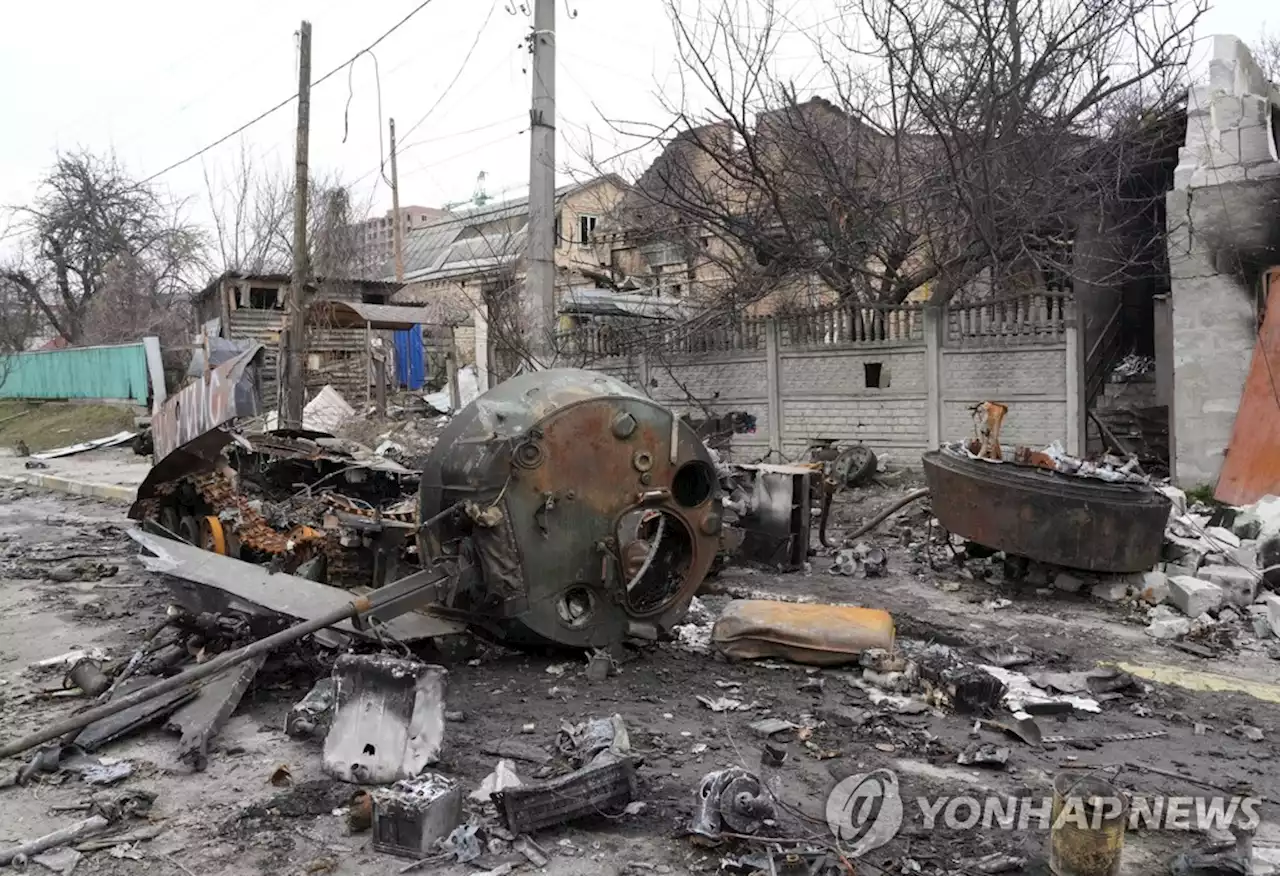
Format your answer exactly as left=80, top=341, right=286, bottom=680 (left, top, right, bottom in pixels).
left=390, top=118, right=405, bottom=282
left=281, top=19, right=312, bottom=428
left=526, top=0, right=556, bottom=359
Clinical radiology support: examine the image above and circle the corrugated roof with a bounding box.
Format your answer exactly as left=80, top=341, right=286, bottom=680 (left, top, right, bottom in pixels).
left=310, top=300, right=438, bottom=329
left=388, top=176, right=626, bottom=284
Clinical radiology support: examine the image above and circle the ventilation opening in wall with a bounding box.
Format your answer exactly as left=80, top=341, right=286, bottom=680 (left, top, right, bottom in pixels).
left=864, top=362, right=884, bottom=389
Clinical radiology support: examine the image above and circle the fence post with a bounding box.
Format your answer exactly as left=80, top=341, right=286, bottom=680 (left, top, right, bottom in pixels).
left=1064, top=300, right=1086, bottom=456
left=765, top=317, right=783, bottom=457
left=924, top=305, right=944, bottom=449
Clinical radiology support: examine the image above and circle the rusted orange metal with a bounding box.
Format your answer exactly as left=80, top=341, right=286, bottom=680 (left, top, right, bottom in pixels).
left=711, top=599, right=895, bottom=665
left=968, top=402, right=1008, bottom=459
left=1215, top=268, right=1280, bottom=505
left=201, top=516, right=228, bottom=555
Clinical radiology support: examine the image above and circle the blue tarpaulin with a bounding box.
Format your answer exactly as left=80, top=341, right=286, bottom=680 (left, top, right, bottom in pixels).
left=394, top=326, right=426, bottom=389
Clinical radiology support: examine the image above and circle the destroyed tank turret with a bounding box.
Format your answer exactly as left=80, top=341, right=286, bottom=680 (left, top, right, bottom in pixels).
left=418, top=368, right=723, bottom=648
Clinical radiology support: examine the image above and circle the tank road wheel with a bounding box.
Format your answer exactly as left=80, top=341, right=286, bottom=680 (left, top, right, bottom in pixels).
left=178, top=515, right=201, bottom=546
left=157, top=506, right=182, bottom=541
left=200, top=516, right=228, bottom=555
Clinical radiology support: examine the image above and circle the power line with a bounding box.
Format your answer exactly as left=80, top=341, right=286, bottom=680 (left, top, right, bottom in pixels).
left=139, top=0, right=441, bottom=186
left=397, top=0, right=502, bottom=145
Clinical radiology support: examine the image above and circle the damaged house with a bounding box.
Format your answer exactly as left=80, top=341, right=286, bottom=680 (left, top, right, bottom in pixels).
left=1165, top=36, right=1280, bottom=500
left=385, top=175, right=629, bottom=384
left=193, top=271, right=440, bottom=404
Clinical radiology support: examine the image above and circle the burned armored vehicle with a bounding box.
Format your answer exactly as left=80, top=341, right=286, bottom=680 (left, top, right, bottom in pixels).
left=131, top=351, right=723, bottom=650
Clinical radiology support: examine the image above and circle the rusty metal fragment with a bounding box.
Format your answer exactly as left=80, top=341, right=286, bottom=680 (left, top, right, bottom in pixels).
left=923, top=447, right=1170, bottom=572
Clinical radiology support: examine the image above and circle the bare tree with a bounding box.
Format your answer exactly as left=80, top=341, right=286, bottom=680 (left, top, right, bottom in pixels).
left=1, top=150, right=209, bottom=343
left=596, top=0, right=1203, bottom=312
left=1254, top=27, right=1280, bottom=82
left=203, top=148, right=377, bottom=280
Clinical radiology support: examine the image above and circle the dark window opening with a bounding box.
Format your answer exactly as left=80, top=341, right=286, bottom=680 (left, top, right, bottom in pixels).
left=248, top=287, right=279, bottom=309
left=361, top=292, right=388, bottom=305
left=554, top=213, right=563, bottom=245
left=579, top=215, right=598, bottom=243
left=864, top=362, right=883, bottom=388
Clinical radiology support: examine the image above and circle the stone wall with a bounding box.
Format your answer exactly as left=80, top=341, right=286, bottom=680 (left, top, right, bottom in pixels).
left=584, top=292, right=1082, bottom=465
left=1167, top=35, right=1280, bottom=487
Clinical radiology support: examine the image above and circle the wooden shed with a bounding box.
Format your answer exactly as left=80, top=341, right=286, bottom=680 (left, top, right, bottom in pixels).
left=193, top=272, right=412, bottom=403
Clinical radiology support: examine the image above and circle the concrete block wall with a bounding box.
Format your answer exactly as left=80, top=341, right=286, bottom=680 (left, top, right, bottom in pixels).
left=777, top=346, right=929, bottom=460
left=586, top=302, right=1078, bottom=465
left=1167, top=34, right=1280, bottom=487
left=941, top=346, right=1069, bottom=449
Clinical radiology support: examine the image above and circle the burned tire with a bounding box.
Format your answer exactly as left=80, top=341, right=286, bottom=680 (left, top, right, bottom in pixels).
left=834, top=445, right=878, bottom=487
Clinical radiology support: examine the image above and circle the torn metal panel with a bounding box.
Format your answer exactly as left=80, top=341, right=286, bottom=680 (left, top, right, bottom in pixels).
left=152, top=343, right=264, bottom=462
left=923, top=448, right=1170, bottom=572
left=322, top=655, right=447, bottom=784
left=135, top=344, right=267, bottom=505
left=33, top=431, right=137, bottom=460
left=165, top=654, right=265, bottom=771
left=128, top=529, right=465, bottom=645
left=731, top=463, right=813, bottom=570
left=73, top=677, right=198, bottom=752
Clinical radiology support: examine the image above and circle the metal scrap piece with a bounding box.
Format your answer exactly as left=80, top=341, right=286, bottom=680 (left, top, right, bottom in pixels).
left=323, top=655, right=447, bottom=785
left=494, top=756, right=637, bottom=834
left=129, top=529, right=463, bottom=645
left=165, top=654, right=265, bottom=771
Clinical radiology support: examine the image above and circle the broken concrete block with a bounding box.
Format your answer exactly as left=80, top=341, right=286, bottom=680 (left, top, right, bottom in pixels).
left=1229, top=543, right=1259, bottom=570
left=1205, top=526, right=1242, bottom=548
left=323, top=655, right=446, bottom=785
left=1248, top=605, right=1274, bottom=639
left=1219, top=608, right=1241, bottom=624
left=1162, top=562, right=1198, bottom=579
left=1146, top=617, right=1192, bottom=641
left=1139, top=571, right=1170, bottom=605
left=1198, top=566, right=1258, bottom=608
left=1091, top=578, right=1130, bottom=603
left=1233, top=513, right=1263, bottom=540
left=1054, top=572, right=1086, bottom=593
left=370, top=773, right=463, bottom=859
left=1157, top=485, right=1187, bottom=516
left=1168, top=576, right=1224, bottom=618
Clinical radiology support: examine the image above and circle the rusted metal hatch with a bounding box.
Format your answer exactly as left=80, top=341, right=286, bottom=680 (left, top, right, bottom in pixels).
left=1215, top=268, right=1280, bottom=506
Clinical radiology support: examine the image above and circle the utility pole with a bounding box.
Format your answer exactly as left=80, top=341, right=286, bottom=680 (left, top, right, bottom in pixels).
left=526, top=0, right=556, bottom=360
left=281, top=20, right=312, bottom=429
left=389, top=118, right=405, bottom=282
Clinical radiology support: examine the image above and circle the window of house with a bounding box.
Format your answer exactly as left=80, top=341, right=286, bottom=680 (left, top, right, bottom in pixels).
left=362, top=292, right=388, bottom=305
left=671, top=284, right=682, bottom=296
left=248, top=286, right=279, bottom=309
left=554, top=213, right=563, bottom=246
left=579, top=215, right=598, bottom=244
left=864, top=362, right=886, bottom=389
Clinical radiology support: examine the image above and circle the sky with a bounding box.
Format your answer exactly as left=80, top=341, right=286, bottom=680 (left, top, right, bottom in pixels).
left=0, top=0, right=1272, bottom=243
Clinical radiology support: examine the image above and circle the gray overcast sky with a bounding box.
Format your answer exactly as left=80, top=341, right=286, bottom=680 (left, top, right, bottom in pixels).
left=0, top=0, right=1271, bottom=232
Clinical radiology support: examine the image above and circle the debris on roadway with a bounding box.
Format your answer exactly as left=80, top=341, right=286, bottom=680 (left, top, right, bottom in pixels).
left=3, top=374, right=1280, bottom=874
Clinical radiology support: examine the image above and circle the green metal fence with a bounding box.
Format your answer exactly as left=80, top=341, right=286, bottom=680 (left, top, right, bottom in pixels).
left=0, top=343, right=151, bottom=404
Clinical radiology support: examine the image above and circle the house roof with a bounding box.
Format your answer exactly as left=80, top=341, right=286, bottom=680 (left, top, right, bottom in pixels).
left=560, top=287, right=691, bottom=321
left=196, top=271, right=404, bottom=304
left=309, top=300, right=439, bottom=330
left=389, top=175, right=628, bottom=284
